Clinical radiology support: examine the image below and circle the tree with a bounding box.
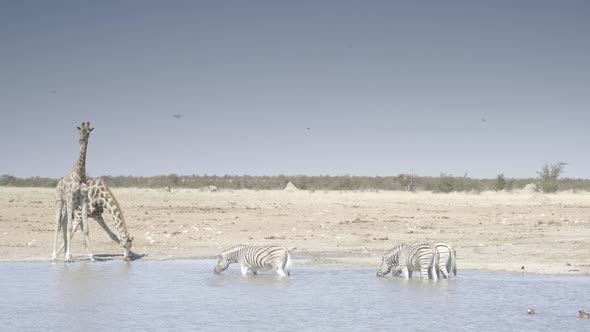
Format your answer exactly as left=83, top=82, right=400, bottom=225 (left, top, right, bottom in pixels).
left=537, top=162, right=567, bottom=193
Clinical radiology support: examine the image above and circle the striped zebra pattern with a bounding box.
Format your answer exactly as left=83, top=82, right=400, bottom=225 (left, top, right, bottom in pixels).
left=214, top=245, right=292, bottom=276
left=377, top=242, right=438, bottom=280
left=376, top=243, right=407, bottom=277
left=431, top=242, right=457, bottom=279
left=410, top=241, right=457, bottom=279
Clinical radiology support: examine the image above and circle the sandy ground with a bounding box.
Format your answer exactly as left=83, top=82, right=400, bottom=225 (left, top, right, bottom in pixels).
left=0, top=187, right=589, bottom=275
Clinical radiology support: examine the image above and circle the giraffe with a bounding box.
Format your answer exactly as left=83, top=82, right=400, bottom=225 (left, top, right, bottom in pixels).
left=52, top=122, right=94, bottom=262
left=58, top=178, right=135, bottom=260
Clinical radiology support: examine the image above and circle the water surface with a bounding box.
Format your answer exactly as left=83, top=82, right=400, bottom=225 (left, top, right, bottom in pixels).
left=1, top=260, right=588, bottom=331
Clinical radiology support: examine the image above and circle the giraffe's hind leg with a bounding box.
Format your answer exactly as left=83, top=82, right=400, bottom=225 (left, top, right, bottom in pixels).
left=52, top=200, right=64, bottom=261
left=80, top=200, right=94, bottom=261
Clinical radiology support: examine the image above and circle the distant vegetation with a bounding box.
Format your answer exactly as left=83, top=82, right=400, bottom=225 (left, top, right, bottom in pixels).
left=2, top=168, right=589, bottom=193
left=0, top=175, right=59, bottom=188
left=536, top=162, right=567, bottom=193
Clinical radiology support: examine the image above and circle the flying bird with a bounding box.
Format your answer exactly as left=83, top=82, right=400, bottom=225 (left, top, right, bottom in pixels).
left=172, top=114, right=184, bottom=119
left=481, top=112, right=487, bottom=123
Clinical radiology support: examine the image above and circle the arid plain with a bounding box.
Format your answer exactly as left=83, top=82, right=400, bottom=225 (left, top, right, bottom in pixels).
left=0, top=187, right=589, bottom=275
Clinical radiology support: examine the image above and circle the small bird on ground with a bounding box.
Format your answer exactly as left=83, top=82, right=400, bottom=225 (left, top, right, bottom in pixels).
left=527, top=308, right=536, bottom=315
left=580, top=310, right=590, bottom=319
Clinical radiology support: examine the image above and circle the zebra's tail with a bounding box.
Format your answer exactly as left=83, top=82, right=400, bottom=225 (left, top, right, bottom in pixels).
left=284, top=251, right=293, bottom=276
left=451, top=248, right=457, bottom=276
left=431, top=245, right=439, bottom=279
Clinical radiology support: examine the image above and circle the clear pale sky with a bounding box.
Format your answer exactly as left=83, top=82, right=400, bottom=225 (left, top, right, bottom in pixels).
left=1, top=1, right=588, bottom=179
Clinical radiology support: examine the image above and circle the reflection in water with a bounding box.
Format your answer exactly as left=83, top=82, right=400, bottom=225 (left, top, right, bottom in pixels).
left=1, top=261, right=589, bottom=331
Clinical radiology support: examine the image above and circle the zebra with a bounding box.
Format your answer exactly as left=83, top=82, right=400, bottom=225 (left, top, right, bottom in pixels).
left=208, top=185, right=219, bottom=192
left=377, top=242, right=438, bottom=280
left=214, top=245, right=292, bottom=276
left=376, top=243, right=407, bottom=277
left=408, top=241, right=457, bottom=279
left=431, top=241, right=457, bottom=279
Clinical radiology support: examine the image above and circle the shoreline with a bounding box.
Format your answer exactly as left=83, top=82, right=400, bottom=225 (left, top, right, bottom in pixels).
left=1, top=253, right=589, bottom=277
left=1, top=187, right=589, bottom=276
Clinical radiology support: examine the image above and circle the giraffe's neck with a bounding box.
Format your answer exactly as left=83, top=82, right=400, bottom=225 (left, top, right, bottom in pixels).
left=71, top=139, right=88, bottom=182
left=102, top=187, right=129, bottom=239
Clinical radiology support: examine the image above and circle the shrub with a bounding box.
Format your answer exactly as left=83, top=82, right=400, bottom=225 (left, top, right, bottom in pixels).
left=537, top=162, right=567, bottom=193
left=494, top=174, right=506, bottom=191
left=395, top=173, right=417, bottom=192
left=435, top=173, right=456, bottom=193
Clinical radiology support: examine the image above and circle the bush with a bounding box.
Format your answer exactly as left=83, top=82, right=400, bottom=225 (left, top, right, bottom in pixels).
left=537, top=162, right=567, bottom=193
left=435, top=173, right=456, bottom=193
left=494, top=174, right=506, bottom=191
left=395, top=173, right=417, bottom=192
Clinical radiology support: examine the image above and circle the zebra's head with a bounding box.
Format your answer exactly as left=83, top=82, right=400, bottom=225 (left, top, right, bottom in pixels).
left=377, top=244, right=404, bottom=277
left=376, top=256, right=392, bottom=277
left=214, top=255, right=230, bottom=274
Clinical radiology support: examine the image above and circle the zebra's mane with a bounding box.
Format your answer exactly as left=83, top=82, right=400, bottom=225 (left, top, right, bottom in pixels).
left=220, top=244, right=247, bottom=256
left=384, top=243, right=406, bottom=258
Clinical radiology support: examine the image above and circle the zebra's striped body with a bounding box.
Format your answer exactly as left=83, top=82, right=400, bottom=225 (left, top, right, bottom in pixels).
left=410, top=241, right=457, bottom=279
left=377, top=242, right=438, bottom=280
left=214, top=245, right=292, bottom=276
left=431, top=242, right=457, bottom=279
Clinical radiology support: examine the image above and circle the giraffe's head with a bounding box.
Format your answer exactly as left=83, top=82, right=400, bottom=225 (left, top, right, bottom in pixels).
left=121, top=235, right=134, bottom=260
left=77, top=122, right=94, bottom=144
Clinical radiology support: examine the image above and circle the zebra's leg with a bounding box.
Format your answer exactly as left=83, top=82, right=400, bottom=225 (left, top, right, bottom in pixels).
left=240, top=265, right=249, bottom=276
left=401, top=266, right=410, bottom=279
left=276, top=268, right=286, bottom=277
left=446, top=260, right=453, bottom=278
left=249, top=268, right=257, bottom=275
left=420, top=266, right=430, bottom=280
left=439, top=265, right=449, bottom=279
left=408, top=270, right=413, bottom=279
left=428, top=264, right=438, bottom=280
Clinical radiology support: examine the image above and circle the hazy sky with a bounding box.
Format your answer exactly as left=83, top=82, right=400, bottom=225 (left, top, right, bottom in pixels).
left=1, top=1, right=589, bottom=179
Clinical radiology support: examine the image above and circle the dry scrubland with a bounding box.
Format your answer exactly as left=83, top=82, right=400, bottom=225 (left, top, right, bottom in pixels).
left=0, top=187, right=589, bottom=275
